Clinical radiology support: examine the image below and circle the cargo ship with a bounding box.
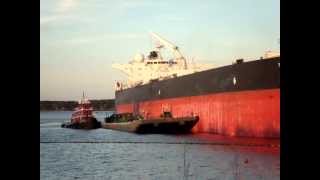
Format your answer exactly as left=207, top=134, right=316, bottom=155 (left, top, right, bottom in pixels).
left=112, top=32, right=280, bottom=138
left=61, top=93, right=101, bottom=129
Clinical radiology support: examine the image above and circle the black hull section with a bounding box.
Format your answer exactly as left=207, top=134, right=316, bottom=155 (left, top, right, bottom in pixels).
left=102, top=116, right=199, bottom=134
left=115, top=57, right=280, bottom=105
left=61, top=118, right=101, bottom=129
left=136, top=118, right=199, bottom=134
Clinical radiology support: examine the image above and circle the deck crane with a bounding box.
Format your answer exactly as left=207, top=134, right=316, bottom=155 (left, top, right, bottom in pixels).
left=150, top=32, right=187, bottom=69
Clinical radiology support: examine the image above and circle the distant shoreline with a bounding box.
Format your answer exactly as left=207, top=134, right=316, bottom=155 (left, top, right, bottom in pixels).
left=40, top=99, right=115, bottom=111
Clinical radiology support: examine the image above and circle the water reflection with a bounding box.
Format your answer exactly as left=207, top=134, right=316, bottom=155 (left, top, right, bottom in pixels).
left=40, top=111, right=279, bottom=180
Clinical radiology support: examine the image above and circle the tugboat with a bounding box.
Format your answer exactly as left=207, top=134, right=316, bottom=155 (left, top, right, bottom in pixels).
left=61, top=93, right=101, bottom=129
left=102, top=110, right=199, bottom=134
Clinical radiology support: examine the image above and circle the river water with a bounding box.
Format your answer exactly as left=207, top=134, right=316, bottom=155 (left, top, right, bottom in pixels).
left=40, top=111, right=280, bottom=180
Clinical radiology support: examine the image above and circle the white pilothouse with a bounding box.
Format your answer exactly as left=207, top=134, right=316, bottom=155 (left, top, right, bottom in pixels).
left=112, top=32, right=214, bottom=90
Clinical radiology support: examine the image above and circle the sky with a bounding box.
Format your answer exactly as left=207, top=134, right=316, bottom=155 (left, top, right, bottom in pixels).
left=40, top=0, right=280, bottom=101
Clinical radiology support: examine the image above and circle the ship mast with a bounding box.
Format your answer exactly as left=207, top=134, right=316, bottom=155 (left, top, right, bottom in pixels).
left=82, top=91, right=85, bottom=104
left=150, top=32, right=187, bottom=69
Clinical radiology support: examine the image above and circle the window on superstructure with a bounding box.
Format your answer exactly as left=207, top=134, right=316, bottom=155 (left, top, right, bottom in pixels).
left=148, top=51, right=158, bottom=59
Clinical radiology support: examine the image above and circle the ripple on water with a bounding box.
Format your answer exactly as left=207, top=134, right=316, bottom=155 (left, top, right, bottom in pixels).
left=40, top=111, right=280, bottom=180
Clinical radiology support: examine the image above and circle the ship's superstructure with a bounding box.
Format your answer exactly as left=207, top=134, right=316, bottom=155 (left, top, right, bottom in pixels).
left=112, top=32, right=214, bottom=90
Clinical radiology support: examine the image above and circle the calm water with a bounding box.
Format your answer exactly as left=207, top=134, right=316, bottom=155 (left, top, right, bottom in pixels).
left=40, top=111, right=280, bottom=180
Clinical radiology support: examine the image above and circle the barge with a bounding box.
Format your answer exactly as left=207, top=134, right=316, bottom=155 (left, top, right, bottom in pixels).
left=102, top=112, right=199, bottom=134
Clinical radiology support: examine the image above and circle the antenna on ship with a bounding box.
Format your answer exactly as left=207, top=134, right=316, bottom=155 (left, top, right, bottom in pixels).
left=82, top=91, right=85, bottom=103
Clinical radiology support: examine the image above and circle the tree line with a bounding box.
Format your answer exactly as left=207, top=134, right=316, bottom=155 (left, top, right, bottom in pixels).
left=40, top=99, right=115, bottom=111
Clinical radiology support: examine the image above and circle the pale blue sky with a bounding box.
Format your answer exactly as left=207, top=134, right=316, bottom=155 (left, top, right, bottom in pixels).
left=40, top=0, right=280, bottom=101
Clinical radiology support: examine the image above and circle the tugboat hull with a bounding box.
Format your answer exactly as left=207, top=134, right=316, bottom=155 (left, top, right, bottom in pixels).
left=61, top=118, right=101, bottom=129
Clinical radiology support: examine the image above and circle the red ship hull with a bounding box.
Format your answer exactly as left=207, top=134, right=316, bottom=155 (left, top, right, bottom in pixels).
left=116, top=88, right=279, bottom=137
